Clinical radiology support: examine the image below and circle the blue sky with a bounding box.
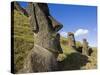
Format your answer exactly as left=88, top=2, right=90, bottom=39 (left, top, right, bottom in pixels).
left=18, top=2, right=97, bottom=47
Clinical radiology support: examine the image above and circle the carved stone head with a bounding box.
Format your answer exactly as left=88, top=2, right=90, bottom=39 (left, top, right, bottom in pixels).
left=67, top=32, right=76, bottom=47
left=28, top=3, right=63, bottom=53
left=83, top=38, right=88, bottom=48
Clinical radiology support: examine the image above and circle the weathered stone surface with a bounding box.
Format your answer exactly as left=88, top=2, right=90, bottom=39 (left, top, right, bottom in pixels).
left=18, top=3, right=63, bottom=73
left=14, top=2, right=28, bottom=17
left=82, top=39, right=89, bottom=56
left=67, top=32, right=76, bottom=48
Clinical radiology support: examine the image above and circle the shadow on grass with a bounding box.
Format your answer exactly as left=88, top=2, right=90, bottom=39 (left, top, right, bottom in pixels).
left=58, top=52, right=90, bottom=70
left=76, top=47, right=82, bottom=53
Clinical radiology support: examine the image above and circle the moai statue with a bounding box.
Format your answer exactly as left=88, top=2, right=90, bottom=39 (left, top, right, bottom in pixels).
left=67, top=32, right=76, bottom=48
left=19, top=3, right=63, bottom=73
left=82, top=38, right=89, bottom=56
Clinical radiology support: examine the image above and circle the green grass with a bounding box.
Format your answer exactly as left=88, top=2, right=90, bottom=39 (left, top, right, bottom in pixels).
left=59, top=37, right=97, bottom=70
left=13, top=9, right=97, bottom=72
left=13, top=10, right=34, bottom=72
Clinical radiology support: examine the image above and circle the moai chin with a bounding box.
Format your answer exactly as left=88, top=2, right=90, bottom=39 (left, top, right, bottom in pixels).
left=82, top=38, right=89, bottom=56
left=67, top=32, right=76, bottom=48
left=19, top=3, right=63, bottom=73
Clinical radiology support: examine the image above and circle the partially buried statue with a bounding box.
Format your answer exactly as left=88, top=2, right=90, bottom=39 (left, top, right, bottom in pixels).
left=67, top=32, right=76, bottom=48
left=82, top=38, right=89, bottom=56
left=18, top=2, right=63, bottom=73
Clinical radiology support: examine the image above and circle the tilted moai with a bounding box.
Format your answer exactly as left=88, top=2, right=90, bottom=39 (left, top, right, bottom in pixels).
left=82, top=39, right=89, bottom=56
left=67, top=32, right=76, bottom=48
left=19, top=3, right=63, bottom=73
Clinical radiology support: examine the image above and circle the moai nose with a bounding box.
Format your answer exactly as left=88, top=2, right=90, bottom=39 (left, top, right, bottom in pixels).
left=49, top=16, right=63, bottom=32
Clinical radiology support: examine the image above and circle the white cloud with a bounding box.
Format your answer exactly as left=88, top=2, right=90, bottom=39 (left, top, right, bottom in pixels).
left=75, top=29, right=89, bottom=37
left=60, top=31, right=67, bottom=37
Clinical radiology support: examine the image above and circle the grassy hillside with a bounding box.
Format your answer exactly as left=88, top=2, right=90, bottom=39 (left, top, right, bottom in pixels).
left=59, top=37, right=97, bottom=70
left=13, top=9, right=97, bottom=73
left=13, top=9, right=34, bottom=72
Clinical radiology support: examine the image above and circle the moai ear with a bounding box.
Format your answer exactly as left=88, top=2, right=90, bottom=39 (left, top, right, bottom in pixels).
left=28, top=3, right=39, bottom=33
